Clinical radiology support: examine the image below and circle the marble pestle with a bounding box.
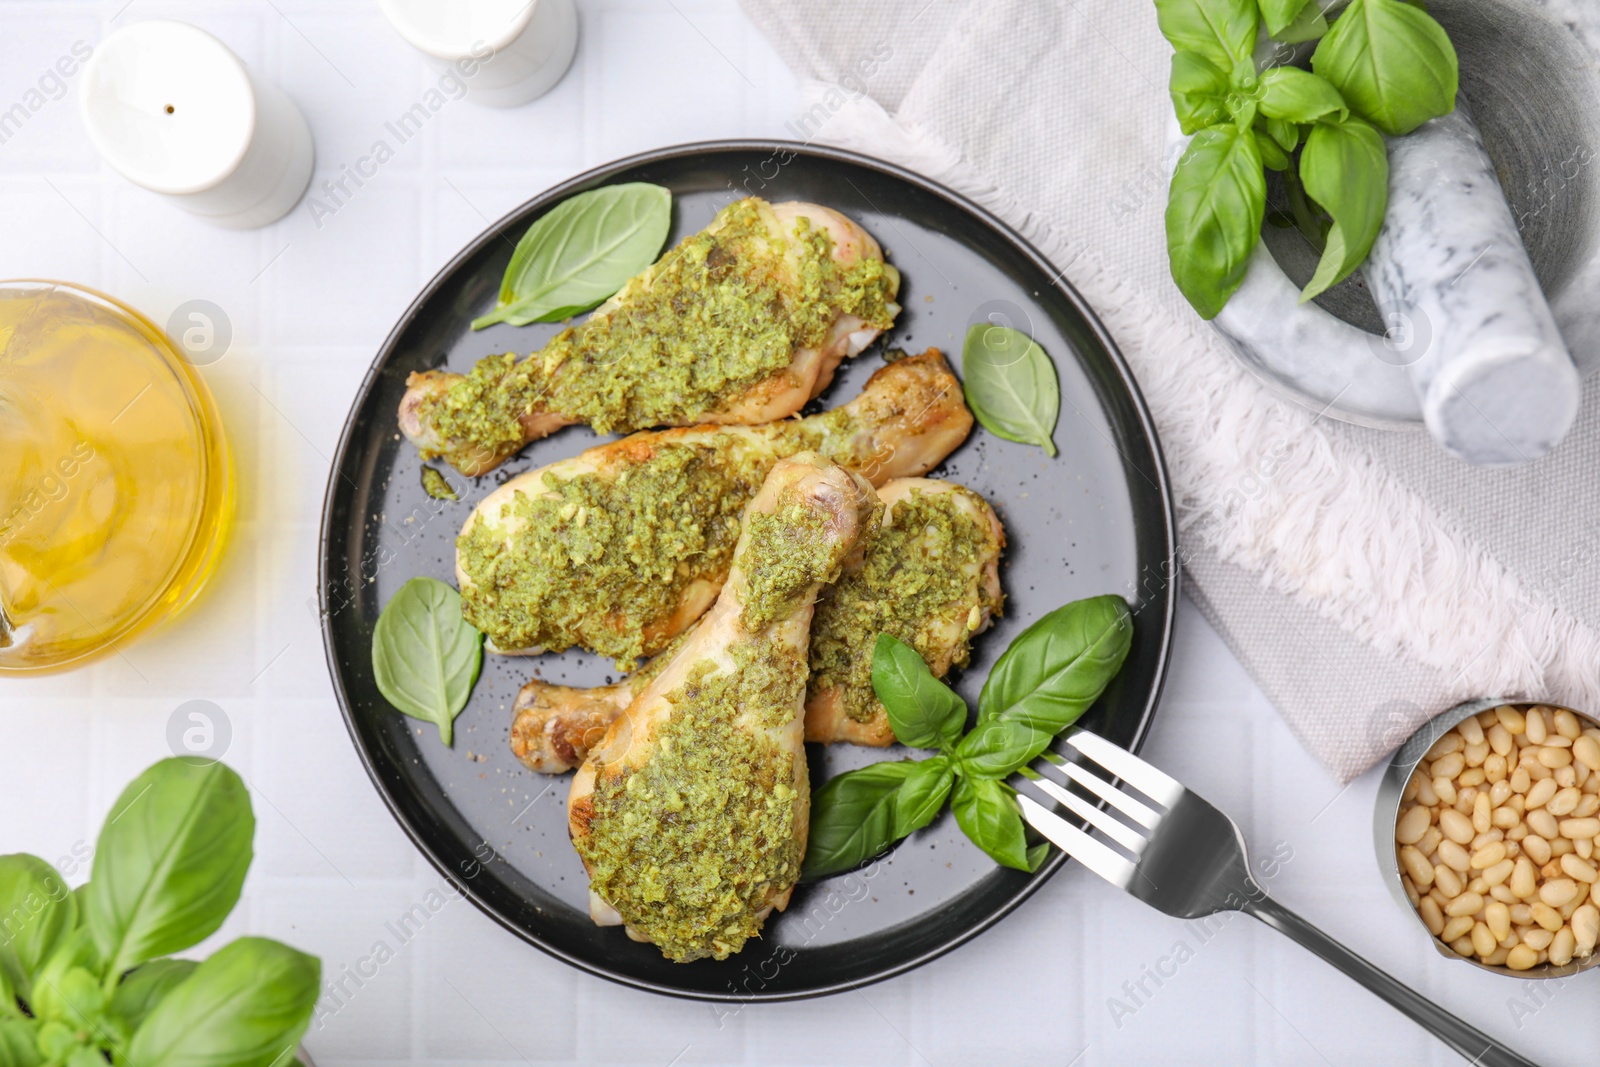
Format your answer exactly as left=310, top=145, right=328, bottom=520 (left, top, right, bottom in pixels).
left=1363, top=98, right=1580, bottom=466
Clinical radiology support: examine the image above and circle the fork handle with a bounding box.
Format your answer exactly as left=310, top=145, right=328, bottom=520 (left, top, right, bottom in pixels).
left=1241, top=893, right=1540, bottom=1067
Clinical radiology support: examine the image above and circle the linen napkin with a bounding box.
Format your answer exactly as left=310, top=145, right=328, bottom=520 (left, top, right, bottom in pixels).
left=740, top=0, right=1600, bottom=780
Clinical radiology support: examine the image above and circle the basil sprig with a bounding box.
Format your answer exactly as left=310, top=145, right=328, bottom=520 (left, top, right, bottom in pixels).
left=802, top=595, right=1134, bottom=879
left=472, top=182, right=672, bottom=330
left=960, top=324, right=1060, bottom=456
left=372, top=576, right=484, bottom=745
left=1158, top=0, right=1457, bottom=318
left=0, top=759, right=320, bottom=1067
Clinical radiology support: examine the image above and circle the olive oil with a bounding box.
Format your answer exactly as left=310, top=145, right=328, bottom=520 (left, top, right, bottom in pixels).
left=0, top=282, right=233, bottom=671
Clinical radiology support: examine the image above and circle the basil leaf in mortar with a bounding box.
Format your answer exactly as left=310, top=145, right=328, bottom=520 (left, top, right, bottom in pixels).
left=1257, top=66, right=1347, bottom=126
left=871, top=634, right=967, bottom=750
left=1297, top=115, right=1389, bottom=301
left=472, top=182, right=672, bottom=330
left=1312, top=0, right=1458, bottom=136
left=372, top=576, right=483, bottom=745
left=1259, top=0, right=1314, bottom=38
left=1169, top=49, right=1230, bottom=135
left=1153, top=0, right=1257, bottom=73
left=960, top=324, right=1060, bottom=456
left=1165, top=123, right=1266, bottom=319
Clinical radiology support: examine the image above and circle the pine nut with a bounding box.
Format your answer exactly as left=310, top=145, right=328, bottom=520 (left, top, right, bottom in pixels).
left=1435, top=865, right=1464, bottom=898
left=1439, top=808, right=1474, bottom=844
left=1528, top=709, right=1550, bottom=744
left=1548, top=787, right=1582, bottom=817
left=1526, top=778, right=1559, bottom=810
left=1551, top=838, right=1574, bottom=858
left=1470, top=842, right=1507, bottom=869
left=1485, top=754, right=1508, bottom=784
left=1465, top=740, right=1490, bottom=767
left=1417, top=777, right=1440, bottom=806
left=1529, top=809, right=1560, bottom=838
left=1438, top=839, right=1472, bottom=872
left=1442, top=915, right=1475, bottom=942
left=1450, top=936, right=1476, bottom=958
left=1511, top=902, right=1534, bottom=925
left=1396, top=805, right=1432, bottom=845
left=1511, top=766, right=1532, bottom=793
left=1573, top=904, right=1599, bottom=954
left=1433, top=776, right=1458, bottom=805
left=1540, top=746, right=1574, bottom=769
left=1473, top=793, right=1493, bottom=834
left=1485, top=901, right=1512, bottom=940
left=1470, top=922, right=1497, bottom=957
left=1459, top=717, right=1486, bottom=745
left=1574, top=735, right=1600, bottom=772
left=1433, top=752, right=1466, bottom=779
left=1400, top=846, right=1434, bottom=886
left=1531, top=901, right=1565, bottom=931
left=1446, top=892, right=1484, bottom=917
left=1482, top=858, right=1515, bottom=887
left=1497, top=706, right=1528, bottom=734
left=1524, top=835, right=1553, bottom=866
left=1428, top=732, right=1464, bottom=759
left=1511, top=857, right=1539, bottom=899
left=1562, top=854, right=1599, bottom=883
left=1577, top=794, right=1600, bottom=817
left=1418, top=826, right=1444, bottom=855
left=1507, top=944, right=1539, bottom=970
left=1459, top=768, right=1486, bottom=788
left=1484, top=945, right=1511, bottom=966
left=1556, top=710, right=1583, bottom=740
left=1489, top=885, right=1518, bottom=904
left=1559, top=816, right=1600, bottom=839
left=1522, top=927, right=1556, bottom=951
left=1419, top=895, right=1446, bottom=936
left=1492, top=806, right=1520, bottom=829
left=1540, top=879, right=1580, bottom=908
left=1549, top=926, right=1577, bottom=966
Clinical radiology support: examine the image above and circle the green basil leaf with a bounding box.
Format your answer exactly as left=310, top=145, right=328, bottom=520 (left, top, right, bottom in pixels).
left=1258, top=67, right=1348, bottom=125
left=86, top=759, right=254, bottom=978
left=1169, top=50, right=1230, bottom=135
left=1165, top=124, right=1267, bottom=319
left=1259, top=0, right=1312, bottom=36
left=1256, top=132, right=1289, bottom=171
left=889, top=757, right=956, bottom=840
left=1266, top=116, right=1301, bottom=152
left=1297, top=116, right=1389, bottom=301
left=1311, top=0, right=1457, bottom=136
left=802, top=762, right=919, bottom=879
left=0, top=855, right=75, bottom=1001
left=979, top=594, right=1134, bottom=735
left=870, top=634, right=968, bottom=750
left=65, top=1049, right=105, bottom=1067
left=953, top=718, right=1052, bottom=779
left=1273, top=0, right=1330, bottom=43
left=950, top=777, right=1036, bottom=872
left=1153, top=0, right=1258, bottom=71
left=29, top=966, right=101, bottom=1029
left=0, top=1019, right=40, bottom=1067
left=126, top=937, right=319, bottom=1067
left=372, top=576, right=483, bottom=746
left=110, top=958, right=198, bottom=1033
left=960, top=324, right=1060, bottom=456
left=472, top=182, right=672, bottom=329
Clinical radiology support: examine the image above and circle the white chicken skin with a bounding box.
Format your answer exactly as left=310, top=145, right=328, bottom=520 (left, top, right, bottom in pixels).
left=456, top=349, right=973, bottom=666
left=567, top=452, right=880, bottom=961
left=400, top=199, right=901, bottom=475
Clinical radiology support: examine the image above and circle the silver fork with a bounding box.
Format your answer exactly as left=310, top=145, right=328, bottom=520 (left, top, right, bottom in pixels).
left=1017, top=730, right=1541, bottom=1067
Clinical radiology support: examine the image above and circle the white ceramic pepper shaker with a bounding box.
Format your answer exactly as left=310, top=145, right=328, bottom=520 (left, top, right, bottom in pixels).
left=78, top=20, right=314, bottom=229
left=378, top=0, right=579, bottom=108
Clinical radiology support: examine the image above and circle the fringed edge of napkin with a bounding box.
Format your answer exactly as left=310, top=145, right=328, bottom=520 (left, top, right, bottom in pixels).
left=792, top=84, right=1600, bottom=776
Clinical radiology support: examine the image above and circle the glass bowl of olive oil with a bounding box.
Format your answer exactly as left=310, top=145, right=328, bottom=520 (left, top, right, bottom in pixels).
left=0, top=281, right=234, bottom=672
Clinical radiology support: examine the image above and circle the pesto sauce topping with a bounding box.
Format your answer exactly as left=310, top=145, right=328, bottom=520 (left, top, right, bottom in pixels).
left=736, top=496, right=843, bottom=634
left=581, top=643, right=808, bottom=961
left=456, top=444, right=763, bottom=665
left=810, top=488, right=998, bottom=723
left=423, top=198, right=898, bottom=455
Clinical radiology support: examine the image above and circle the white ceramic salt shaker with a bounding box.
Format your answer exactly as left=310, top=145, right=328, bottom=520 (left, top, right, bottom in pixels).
left=78, top=20, right=314, bottom=230
left=378, top=0, right=578, bottom=108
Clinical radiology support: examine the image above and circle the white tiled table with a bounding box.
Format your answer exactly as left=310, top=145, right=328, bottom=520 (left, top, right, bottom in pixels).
left=1, top=3, right=1591, bottom=1063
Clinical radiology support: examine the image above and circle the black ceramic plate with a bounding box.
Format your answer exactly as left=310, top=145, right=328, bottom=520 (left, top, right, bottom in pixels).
left=319, top=141, right=1177, bottom=1000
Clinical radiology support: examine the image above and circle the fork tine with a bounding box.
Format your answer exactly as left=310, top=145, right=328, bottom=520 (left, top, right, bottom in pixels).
left=1017, top=794, right=1137, bottom=887
left=1049, top=757, right=1163, bottom=829
left=1030, top=773, right=1147, bottom=854
left=1066, top=731, right=1186, bottom=809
